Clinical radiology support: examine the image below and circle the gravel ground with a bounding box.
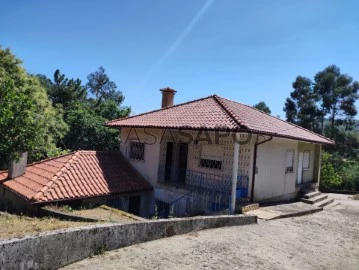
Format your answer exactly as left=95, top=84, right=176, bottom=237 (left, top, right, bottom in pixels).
left=63, top=194, right=359, bottom=270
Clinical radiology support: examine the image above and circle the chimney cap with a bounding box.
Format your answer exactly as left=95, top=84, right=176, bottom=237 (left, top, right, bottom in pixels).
left=160, top=87, right=177, bottom=93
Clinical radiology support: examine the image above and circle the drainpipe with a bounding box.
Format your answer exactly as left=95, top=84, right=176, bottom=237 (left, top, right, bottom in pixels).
left=229, top=139, right=240, bottom=215
left=250, top=136, right=273, bottom=202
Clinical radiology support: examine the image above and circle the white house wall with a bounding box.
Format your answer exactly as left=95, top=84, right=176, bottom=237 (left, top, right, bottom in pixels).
left=254, top=137, right=298, bottom=201
left=120, top=127, right=161, bottom=186
left=120, top=127, right=321, bottom=204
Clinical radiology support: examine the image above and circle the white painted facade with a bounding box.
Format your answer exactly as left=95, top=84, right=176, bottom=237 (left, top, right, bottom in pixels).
left=119, top=127, right=322, bottom=208
left=120, top=128, right=161, bottom=186
left=254, top=136, right=321, bottom=201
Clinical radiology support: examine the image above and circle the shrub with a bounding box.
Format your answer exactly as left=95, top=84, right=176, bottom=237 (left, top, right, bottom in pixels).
left=320, top=153, right=343, bottom=190
left=320, top=152, right=359, bottom=191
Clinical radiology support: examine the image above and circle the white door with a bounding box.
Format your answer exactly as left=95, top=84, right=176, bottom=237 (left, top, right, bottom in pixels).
left=297, top=152, right=303, bottom=185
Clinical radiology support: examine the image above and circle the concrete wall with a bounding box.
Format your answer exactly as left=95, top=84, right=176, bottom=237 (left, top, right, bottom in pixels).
left=254, top=137, right=298, bottom=201
left=0, top=186, right=154, bottom=218
left=120, top=128, right=161, bottom=186
left=81, top=191, right=154, bottom=218
left=0, top=215, right=256, bottom=270
left=0, top=186, right=37, bottom=215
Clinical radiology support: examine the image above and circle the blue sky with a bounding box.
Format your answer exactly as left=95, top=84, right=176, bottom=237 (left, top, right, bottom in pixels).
left=1, top=0, right=359, bottom=118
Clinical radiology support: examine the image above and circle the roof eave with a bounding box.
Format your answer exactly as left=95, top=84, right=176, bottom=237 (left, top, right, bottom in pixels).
left=106, top=124, right=334, bottom=145
left=30, top=187, right=153, bottom=204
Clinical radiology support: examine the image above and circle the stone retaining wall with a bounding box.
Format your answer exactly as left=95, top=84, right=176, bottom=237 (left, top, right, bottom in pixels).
left=0, top=214, right=256, bottom=270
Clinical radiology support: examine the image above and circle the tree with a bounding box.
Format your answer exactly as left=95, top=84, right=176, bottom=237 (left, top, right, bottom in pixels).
left=61, top=104, right=119, bottom=151
left=314, top=65, right=359, bottom=132
left=38, top=70, right=87, bottom=110
left=38, top=67, right=131, bottom=151
left=283, top=76, right=320, bottom=131
left=86, top=66, right=124, bottom=106
left=284, top=66, right=359, bottom=134
left=0, top=48, right=68, bottom=169
left=253, top=102, right=271, bottom=114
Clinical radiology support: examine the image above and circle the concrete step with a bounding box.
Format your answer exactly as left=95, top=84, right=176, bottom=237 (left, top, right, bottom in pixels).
left=303, top=191, right=321, bottom=199
left=301, top=194, right=328, bottom=204
left=316, top=198, right=334, bottom=208
left=323, top=201, right=340, bottom=210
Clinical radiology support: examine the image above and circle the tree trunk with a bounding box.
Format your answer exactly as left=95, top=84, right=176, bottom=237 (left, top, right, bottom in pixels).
left=331, top=107, right=336, bottom=131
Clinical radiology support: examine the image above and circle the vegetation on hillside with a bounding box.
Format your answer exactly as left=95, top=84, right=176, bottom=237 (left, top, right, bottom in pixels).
left=0, top=47, right=130, bottom=169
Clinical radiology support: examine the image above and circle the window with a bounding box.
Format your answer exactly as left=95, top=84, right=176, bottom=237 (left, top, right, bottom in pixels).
left=129, top=141, right=145, bottom=160
left=303, top=151, right=311, bottom=170
left=286, top=150, right=294, bottom=173
left=200, top=144, right=223, bottom=170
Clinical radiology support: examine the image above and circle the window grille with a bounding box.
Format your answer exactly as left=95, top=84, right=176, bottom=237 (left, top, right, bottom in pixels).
left=129, top=141, right=145, bottom=160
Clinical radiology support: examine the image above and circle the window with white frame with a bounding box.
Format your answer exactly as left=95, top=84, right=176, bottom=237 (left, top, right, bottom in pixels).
left=303, top=151, right=311, bottom=170
left=200, top=144, right=223, bottom=169
left=129, top=141, right=145, bottom=161
left=286, top=150, right=294, bottom=173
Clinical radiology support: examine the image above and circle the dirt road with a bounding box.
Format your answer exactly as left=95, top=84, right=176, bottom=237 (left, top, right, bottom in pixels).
left=63, top=194, right=359, bottom=270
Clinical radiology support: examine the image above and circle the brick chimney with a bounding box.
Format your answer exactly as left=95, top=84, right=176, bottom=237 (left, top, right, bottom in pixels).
left=160, top=87, right=177, bottom=108
left=8, top=152, right=28, bottom=179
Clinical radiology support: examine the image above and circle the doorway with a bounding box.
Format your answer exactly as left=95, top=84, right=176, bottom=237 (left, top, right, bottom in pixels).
left=178, top=143, right=188, bottom=184
left=128, top=196, right=141, bottom=216
left=297, top=152, right=303, bottom=185
left=164, top=142, right=174, bottom=182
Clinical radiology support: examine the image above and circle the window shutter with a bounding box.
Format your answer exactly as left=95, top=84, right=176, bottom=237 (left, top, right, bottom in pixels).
left=201, top=145, right=223, bottom=161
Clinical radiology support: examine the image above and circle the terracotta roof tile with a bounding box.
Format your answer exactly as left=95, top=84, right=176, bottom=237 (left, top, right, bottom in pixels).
left=1, top=151, right=152, bottom=203
left=106, top=95, right=333, bottom=144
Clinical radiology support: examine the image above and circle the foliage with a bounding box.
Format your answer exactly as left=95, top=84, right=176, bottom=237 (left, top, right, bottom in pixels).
left=38, top=70, right=87, bottom=109
left=319, top=153, right=343, bottom=190
left=92, top=244, right=107, bottom=256
left=37, top=67, right=130, bottom=153
left=284, top=65, right=359, bottom=134
left=0, top=48, right=68, bottom=168
left=284, top=76, right=320, bottom=131
left=61, top=103, right=120, bottom=151
left=86, top=66, right=124, bottom=106
left=59, top=205, right=74, bottom=213
left=0, top=48, right=130, bottom=170
left=253, top=101, right=271, bottom=114
left=324, top=127, right=359, bottom=159
left=314, top=65, right=359, bottom=131
left=320, top=152, right=359, bottom=191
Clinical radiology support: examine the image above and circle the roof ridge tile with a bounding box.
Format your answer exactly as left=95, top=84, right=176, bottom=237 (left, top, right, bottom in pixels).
left=213, top=95, right=246, bottom=128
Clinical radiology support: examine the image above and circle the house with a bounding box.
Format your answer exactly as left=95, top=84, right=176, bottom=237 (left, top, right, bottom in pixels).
left=105, top=88, right=334, bottom=217
left=0, top=151, right=153, bottom=216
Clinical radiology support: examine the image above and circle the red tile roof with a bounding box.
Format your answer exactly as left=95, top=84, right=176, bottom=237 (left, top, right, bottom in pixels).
left=0, top=151, right=152, bottom=203
left=106, top=95, right=334, bottom=144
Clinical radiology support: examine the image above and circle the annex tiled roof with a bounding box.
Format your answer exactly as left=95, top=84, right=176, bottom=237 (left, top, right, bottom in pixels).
left=0, top=151, right=152, bottom=203
left=106, top=95, right=334, bottom=144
